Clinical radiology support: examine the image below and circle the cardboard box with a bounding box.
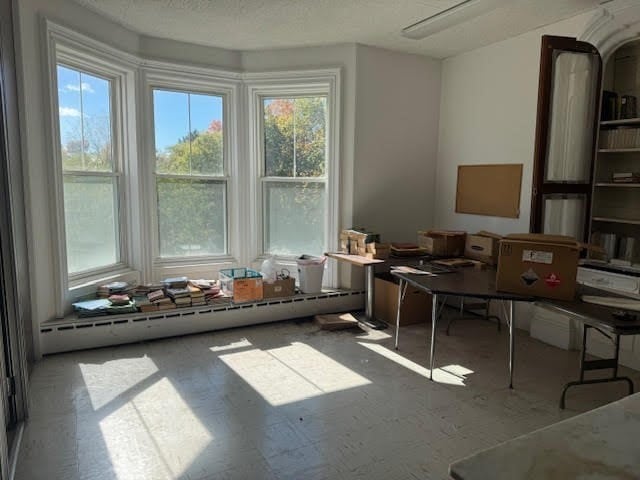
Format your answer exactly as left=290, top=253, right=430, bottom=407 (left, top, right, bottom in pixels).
left=219, top=268, right=264, bottom=303
left=465, top=231, right=502, bottom=265
left=418, top=230, right=466, bottom=257
left=263, top=277, right=295, bottom=299
left=375, top=275, right=432, bottom=325
left=496, top=234, right=580, bottom=301
left=357, top=243, right=390, bottom=259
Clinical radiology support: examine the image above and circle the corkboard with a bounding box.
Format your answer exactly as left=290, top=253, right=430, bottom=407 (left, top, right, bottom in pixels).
left=456, top=164, right=523, bottom=218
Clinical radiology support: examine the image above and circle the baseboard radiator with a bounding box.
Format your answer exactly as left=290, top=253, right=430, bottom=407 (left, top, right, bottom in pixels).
left=40, top=290, right=365, bottom=355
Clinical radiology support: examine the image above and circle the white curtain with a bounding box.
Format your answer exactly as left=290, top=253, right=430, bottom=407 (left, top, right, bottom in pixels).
left=543, top=196, right=586, bottom=240
left=545, top=52, right=598, bottom=183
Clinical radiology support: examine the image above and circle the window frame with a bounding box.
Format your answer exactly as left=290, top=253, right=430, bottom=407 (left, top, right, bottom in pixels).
left=246, top=71, right=341, bottom=287
left=45, top=24, right=140, bottom=316
left=142, top=69, right=242, bottom=277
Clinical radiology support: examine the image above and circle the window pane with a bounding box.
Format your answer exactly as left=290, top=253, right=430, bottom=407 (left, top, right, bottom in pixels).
left=263, top=97, right=327, bottom=178
left=264, top=181, right=325, bottom=256
left=63, top=175, right=119, bottom=274
left=295, top=97, right=326, bottom=177
left=154, top=90, right=224, bottom=176
left=157, top=178, right=227, bottom=257
left=190, top=93, right=224, bottom=176
left=154, top=90, right=190, bottom=174
left=56, top=65, right=112, bottom=172
left=264, top=99, right=294, bottom=177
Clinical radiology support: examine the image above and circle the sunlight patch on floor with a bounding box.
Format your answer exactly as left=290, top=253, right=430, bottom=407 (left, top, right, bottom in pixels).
left=80, top=357, right=159, bottom=410
left=358, top=342, right=472, bottom=386
left=220, top=342, right=370, bottom=406
left=208, top=338, right=253, bottom=353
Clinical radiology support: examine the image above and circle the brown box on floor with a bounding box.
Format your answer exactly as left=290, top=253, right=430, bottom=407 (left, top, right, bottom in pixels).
left=418, top=230, right=466, bottom=257
left=263, top=277, right=295, bottom=299
left=465, top=231, right=502, bottom=265
left=375, top=275, right=432, bottom=325
left=496, top=233, right=580, bottom=301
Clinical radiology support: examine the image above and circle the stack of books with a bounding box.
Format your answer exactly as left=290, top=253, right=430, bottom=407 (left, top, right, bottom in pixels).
left=613, top=172, right=640, bottom=183
left=191, top=279, right=223, bottom=304
left=72, top=299, right=111, bottom=317
left=188, top=285, right=206, bottom=307
left=145, top=289, right=176, bottom=312
left=166, top=287, right=191, bottom=308
left=97, top=281, right=130, bottom=299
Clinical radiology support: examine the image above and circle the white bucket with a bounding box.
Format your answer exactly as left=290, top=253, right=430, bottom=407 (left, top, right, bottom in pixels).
left=297, top=256, right=326, bottom=293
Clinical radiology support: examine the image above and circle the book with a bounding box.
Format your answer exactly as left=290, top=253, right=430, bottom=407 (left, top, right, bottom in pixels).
left=148, top=290, right=165, bottom=302
left=163, top=276, right=188, bottom=288
left=166, top=287, right=190, bottom=298
left=108, top=294, right=130, bottom=306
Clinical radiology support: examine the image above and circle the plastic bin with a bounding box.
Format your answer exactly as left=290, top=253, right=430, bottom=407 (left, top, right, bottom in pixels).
left=219, top=268, right=263, bottom=302
left=296, top=256, right=326, bottom=294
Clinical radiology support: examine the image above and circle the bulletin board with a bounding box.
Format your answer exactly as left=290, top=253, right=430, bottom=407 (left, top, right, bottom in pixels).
left=455, top=164, right=523, bottom=218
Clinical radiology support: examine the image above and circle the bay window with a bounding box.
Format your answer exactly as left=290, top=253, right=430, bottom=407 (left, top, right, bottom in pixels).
left=48, top=20, right=340, bottom=313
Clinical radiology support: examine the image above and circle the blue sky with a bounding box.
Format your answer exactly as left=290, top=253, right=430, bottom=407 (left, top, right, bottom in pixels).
left=57, top=65, right=223, bottom=152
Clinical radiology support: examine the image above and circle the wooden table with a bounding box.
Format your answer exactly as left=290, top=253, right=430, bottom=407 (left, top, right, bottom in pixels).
left=450, top=392, right=640, bottom=479
left=325, top=252, right=385, bottom=329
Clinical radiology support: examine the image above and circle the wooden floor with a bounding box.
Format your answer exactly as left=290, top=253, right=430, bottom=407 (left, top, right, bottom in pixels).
left=16, top=315, right=640, bottom=480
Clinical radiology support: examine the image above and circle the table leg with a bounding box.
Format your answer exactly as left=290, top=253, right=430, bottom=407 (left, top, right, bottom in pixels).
left=430, top=293, right=438, bottom=381
left=559, top=325, right=635, bottom=409
left=395, top=279, right=407, bottom=350
left=509, top=300, right=515, bottom=389
left=358, top=264, right=387, bottom=330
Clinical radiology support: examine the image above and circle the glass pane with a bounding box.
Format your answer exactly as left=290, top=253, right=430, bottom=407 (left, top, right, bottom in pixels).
left=154, top=90, right=224, bottom=176
left=157, top=178, right=227, bottom=257
left=545, top=51, right=598, bottom=183
left=295, top=97, right=327, bottom=177
left=63, top=175, right=119, bottom=274
left=189, top=93, right=224, bottom=176
left=80, top=72, right=112, bottom=171
left=154, top=90, right=190, bottom=175
left=542, top=195, right=586, bottom=241
left=264, top=98, right=294, bottom=177
left=57, top=66, right=113, bottom=172
left=264, top=181, right=325, bottom=256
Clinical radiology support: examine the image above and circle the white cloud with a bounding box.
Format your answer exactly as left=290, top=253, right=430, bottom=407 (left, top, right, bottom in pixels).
left=66, top=82, right=94, bottom=93
left=59, top=107, right=81, bottom=117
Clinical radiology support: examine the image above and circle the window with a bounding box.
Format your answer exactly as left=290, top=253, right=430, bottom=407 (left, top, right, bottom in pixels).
left=152, top=89, right=227, bottom=258
left=261, top=96, right=328, bottom=257
left=55, top=64, right=121, bottom=275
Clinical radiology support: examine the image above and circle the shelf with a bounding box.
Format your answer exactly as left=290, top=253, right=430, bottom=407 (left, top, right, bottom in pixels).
left=600, top=117, right=640, bottom=126
left=592, top=216, right=640, bottom=225
left=595, top=183, right=640, bottom=187
left=598, top=148, right=640, bottom=153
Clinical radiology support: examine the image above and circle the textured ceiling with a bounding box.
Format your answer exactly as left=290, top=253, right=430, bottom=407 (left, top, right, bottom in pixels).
left=72, top=0, right=603, bottom=58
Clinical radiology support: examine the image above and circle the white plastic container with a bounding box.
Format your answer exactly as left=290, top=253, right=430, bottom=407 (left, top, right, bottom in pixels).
left=297, top=256, right=326, bottom=293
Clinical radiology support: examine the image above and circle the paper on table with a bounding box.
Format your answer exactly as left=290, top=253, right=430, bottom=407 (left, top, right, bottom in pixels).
left=391, top=266, right=436, bottom=276
left=582, top=295, right=640, bottom=312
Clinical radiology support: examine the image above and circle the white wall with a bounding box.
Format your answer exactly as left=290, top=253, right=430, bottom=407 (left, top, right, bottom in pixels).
left=435, top=12, right=595, bottom=235
left=353, top=45, right=441, bottom=242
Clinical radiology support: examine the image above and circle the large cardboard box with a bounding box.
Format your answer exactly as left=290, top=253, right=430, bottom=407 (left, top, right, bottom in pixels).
left=496, top=234, right=580, bottom=301
left=375, top=275, right=432, bottom=325
left=418, top=230, right=466, bottom=257
left=263, top=277, right=295, bottom=299
left=465, top=231, right=502, bottom=265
